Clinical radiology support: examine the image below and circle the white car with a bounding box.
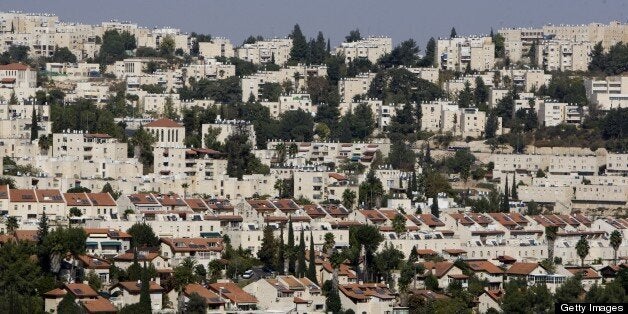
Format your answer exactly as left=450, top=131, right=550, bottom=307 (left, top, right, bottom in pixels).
left=242, top=269, right=254, bottom=279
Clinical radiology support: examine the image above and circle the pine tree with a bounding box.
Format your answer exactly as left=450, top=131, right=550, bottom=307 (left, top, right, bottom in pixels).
left=307, top=231, right=318, bottom=284
left=450, top=27, right=457, bottom=39
left=297, top=227, right=306, bottom=277
left=431, top=196, right=439, bottom=217
left=408, top=246, right=418, bottom=264
left=289, top=24, right=308, bottom=63
left=258, top=225, right=277, bottom=269
left=287, top=219, right=296, bottom=274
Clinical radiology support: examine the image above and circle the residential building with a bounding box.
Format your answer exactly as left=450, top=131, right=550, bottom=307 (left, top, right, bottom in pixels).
left=436, top=36, right=495, bottom=71
left=335, top=37, right=393, bottom=63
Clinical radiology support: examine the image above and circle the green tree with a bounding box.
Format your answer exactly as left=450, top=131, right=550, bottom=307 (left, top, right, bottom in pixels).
left=378, top=39, right=421, bottom=68
left=392, top=213, right=406, bottom=236
left=129, top=126, right=156, bottom=173
left=425, top=273, right=439, bottom=290
left=30, top=106, right=39, bottom=141
left=500, top=176, right=510, bottom=213
left=57, top=292, right=81, bottom=314
left=258, top=225, right=277, bottom=269
left=289, top=24, right=308, bottom=63
left=431, top=196, right=439, bottom=217
left=576, top=236, right=590, bottom=267
left=554, top=275, right=583, bottom=304
left=450, top=27, right=457, bottom=39
left=278, top=109, right=314, bottom=142
left=139, top=263, right=152, bottom=313
left=50, top=47, right=77, bottom=63
left=159, top=35, right=176, bottom=57
left=296, top=228, right=307, bottom=277
left=545, top=226, right=558, bottom=263
left=484, top=111, right=499, bottom=139
left=345, top=29, right=362, bottom=42
left=287, top=219, right=296, bottom=274
left=185, top=292, right=207, bottom=314
left=5, top=216, right=18, bottom=234
left=419, top=37, right=436, bottom=67
left=350, top=103, right=375, bottom=140
left=86, top=269, right=103, bottom=291
left=457, top=82, right=474, bottom=108
left=127, top=223, right=159, bottom=248
left=610, top=230, right=623, bottom=265
left=388, top=141, right=416, bottom=171
left=307, top=231, right=318, bottom=284
left=358, top=170, right=385, bottom=209
left=342, top=189, right=356, bottom=210
left=97, top=30, right=136, bottom=66
left=325, top=285, right=342, bottom=314
left=323, top=233, right=335, bottom=255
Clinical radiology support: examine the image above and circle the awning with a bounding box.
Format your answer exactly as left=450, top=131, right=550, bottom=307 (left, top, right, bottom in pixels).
left=200, top=232, right=222, bottom=238
left=86, top=242, right=98, bottom=246
left=100, top=241, right=121, bottom=246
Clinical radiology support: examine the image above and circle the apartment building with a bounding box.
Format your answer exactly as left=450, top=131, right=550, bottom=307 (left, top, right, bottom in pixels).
left=182, top=59, right=236, bottom=81
left=606, top=153, right=628, bottom=175
left=499, top=68, right=551, bottom=92
left=443, top=74, right=494, bottom=95
left=335, top=36, right=393, bottom=63
left=584, top=76, right=628, bottom=110
left=160, top=237, right=223, bottom=267
left=536, top=40, right=592, bottom=72
left=141, top=93, right=181, bottom=116
left=405, top=67, right=440, bottom=84
left=45, top=62, right=100, bottom=79
left=52, top=132, right=128, bottom=161
left=264, top=93, right=315, bottom=118
left=460, top=107, right=487, bottom=138
left=236, top=38, right=292, bottom=65
left=538, top=102, right=587, bottom=127
left=436, top=36, right=495, bottom=71
left=198, top=37, right=234, bottom=59
left=201, top=120, right=256, bottom=146
left=338, top=73, right=376, bottom=103
left=241, top=65, right=327, bottom=102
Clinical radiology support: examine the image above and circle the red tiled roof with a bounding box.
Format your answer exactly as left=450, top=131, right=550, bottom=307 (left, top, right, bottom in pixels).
left=421, top=261, right=455, bottom=278
left=507, top=262, right=541, bottom=275
left=81, top=297, right=117, bottom=313
left=564, top=267, right=601, bottom=280
left=161, top=238, right=223, bottom=253
left=467, top=260, right=503, bottom=274
left=184, top=284, right=225, bottom=305
left=209, top=282, right=258, bottom=304
left=0, top=63, right=30, bottom=71
left=117, top=281, right=163, bottom=293
left=145, top=118, right=183, bottom=128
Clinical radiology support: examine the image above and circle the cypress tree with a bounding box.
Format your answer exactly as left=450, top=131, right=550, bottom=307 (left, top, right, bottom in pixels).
left=307, top=231, right=318, bottom=284
left=30, top=106, right=38, bottom=141
left=276, top=225, right=285, bottom=274
left=450, top=27, right=457, bottom=39
left=511, top=176, right=518, bottom=200
left=431, top=196, right=439, bottom=217
left=501, top=176, right=510, bottom=213
left=287, top=219, right=295, bottom=274
left=139, top=262, right=152, bottom=313
left=296, top=227, right=306, bottom=277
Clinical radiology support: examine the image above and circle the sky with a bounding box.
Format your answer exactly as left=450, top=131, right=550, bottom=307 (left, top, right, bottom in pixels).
left=1, top=0, right=626, bottom=47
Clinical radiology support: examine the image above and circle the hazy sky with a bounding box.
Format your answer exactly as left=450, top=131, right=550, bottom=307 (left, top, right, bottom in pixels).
left=1, top=0, right=626, bottom=47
